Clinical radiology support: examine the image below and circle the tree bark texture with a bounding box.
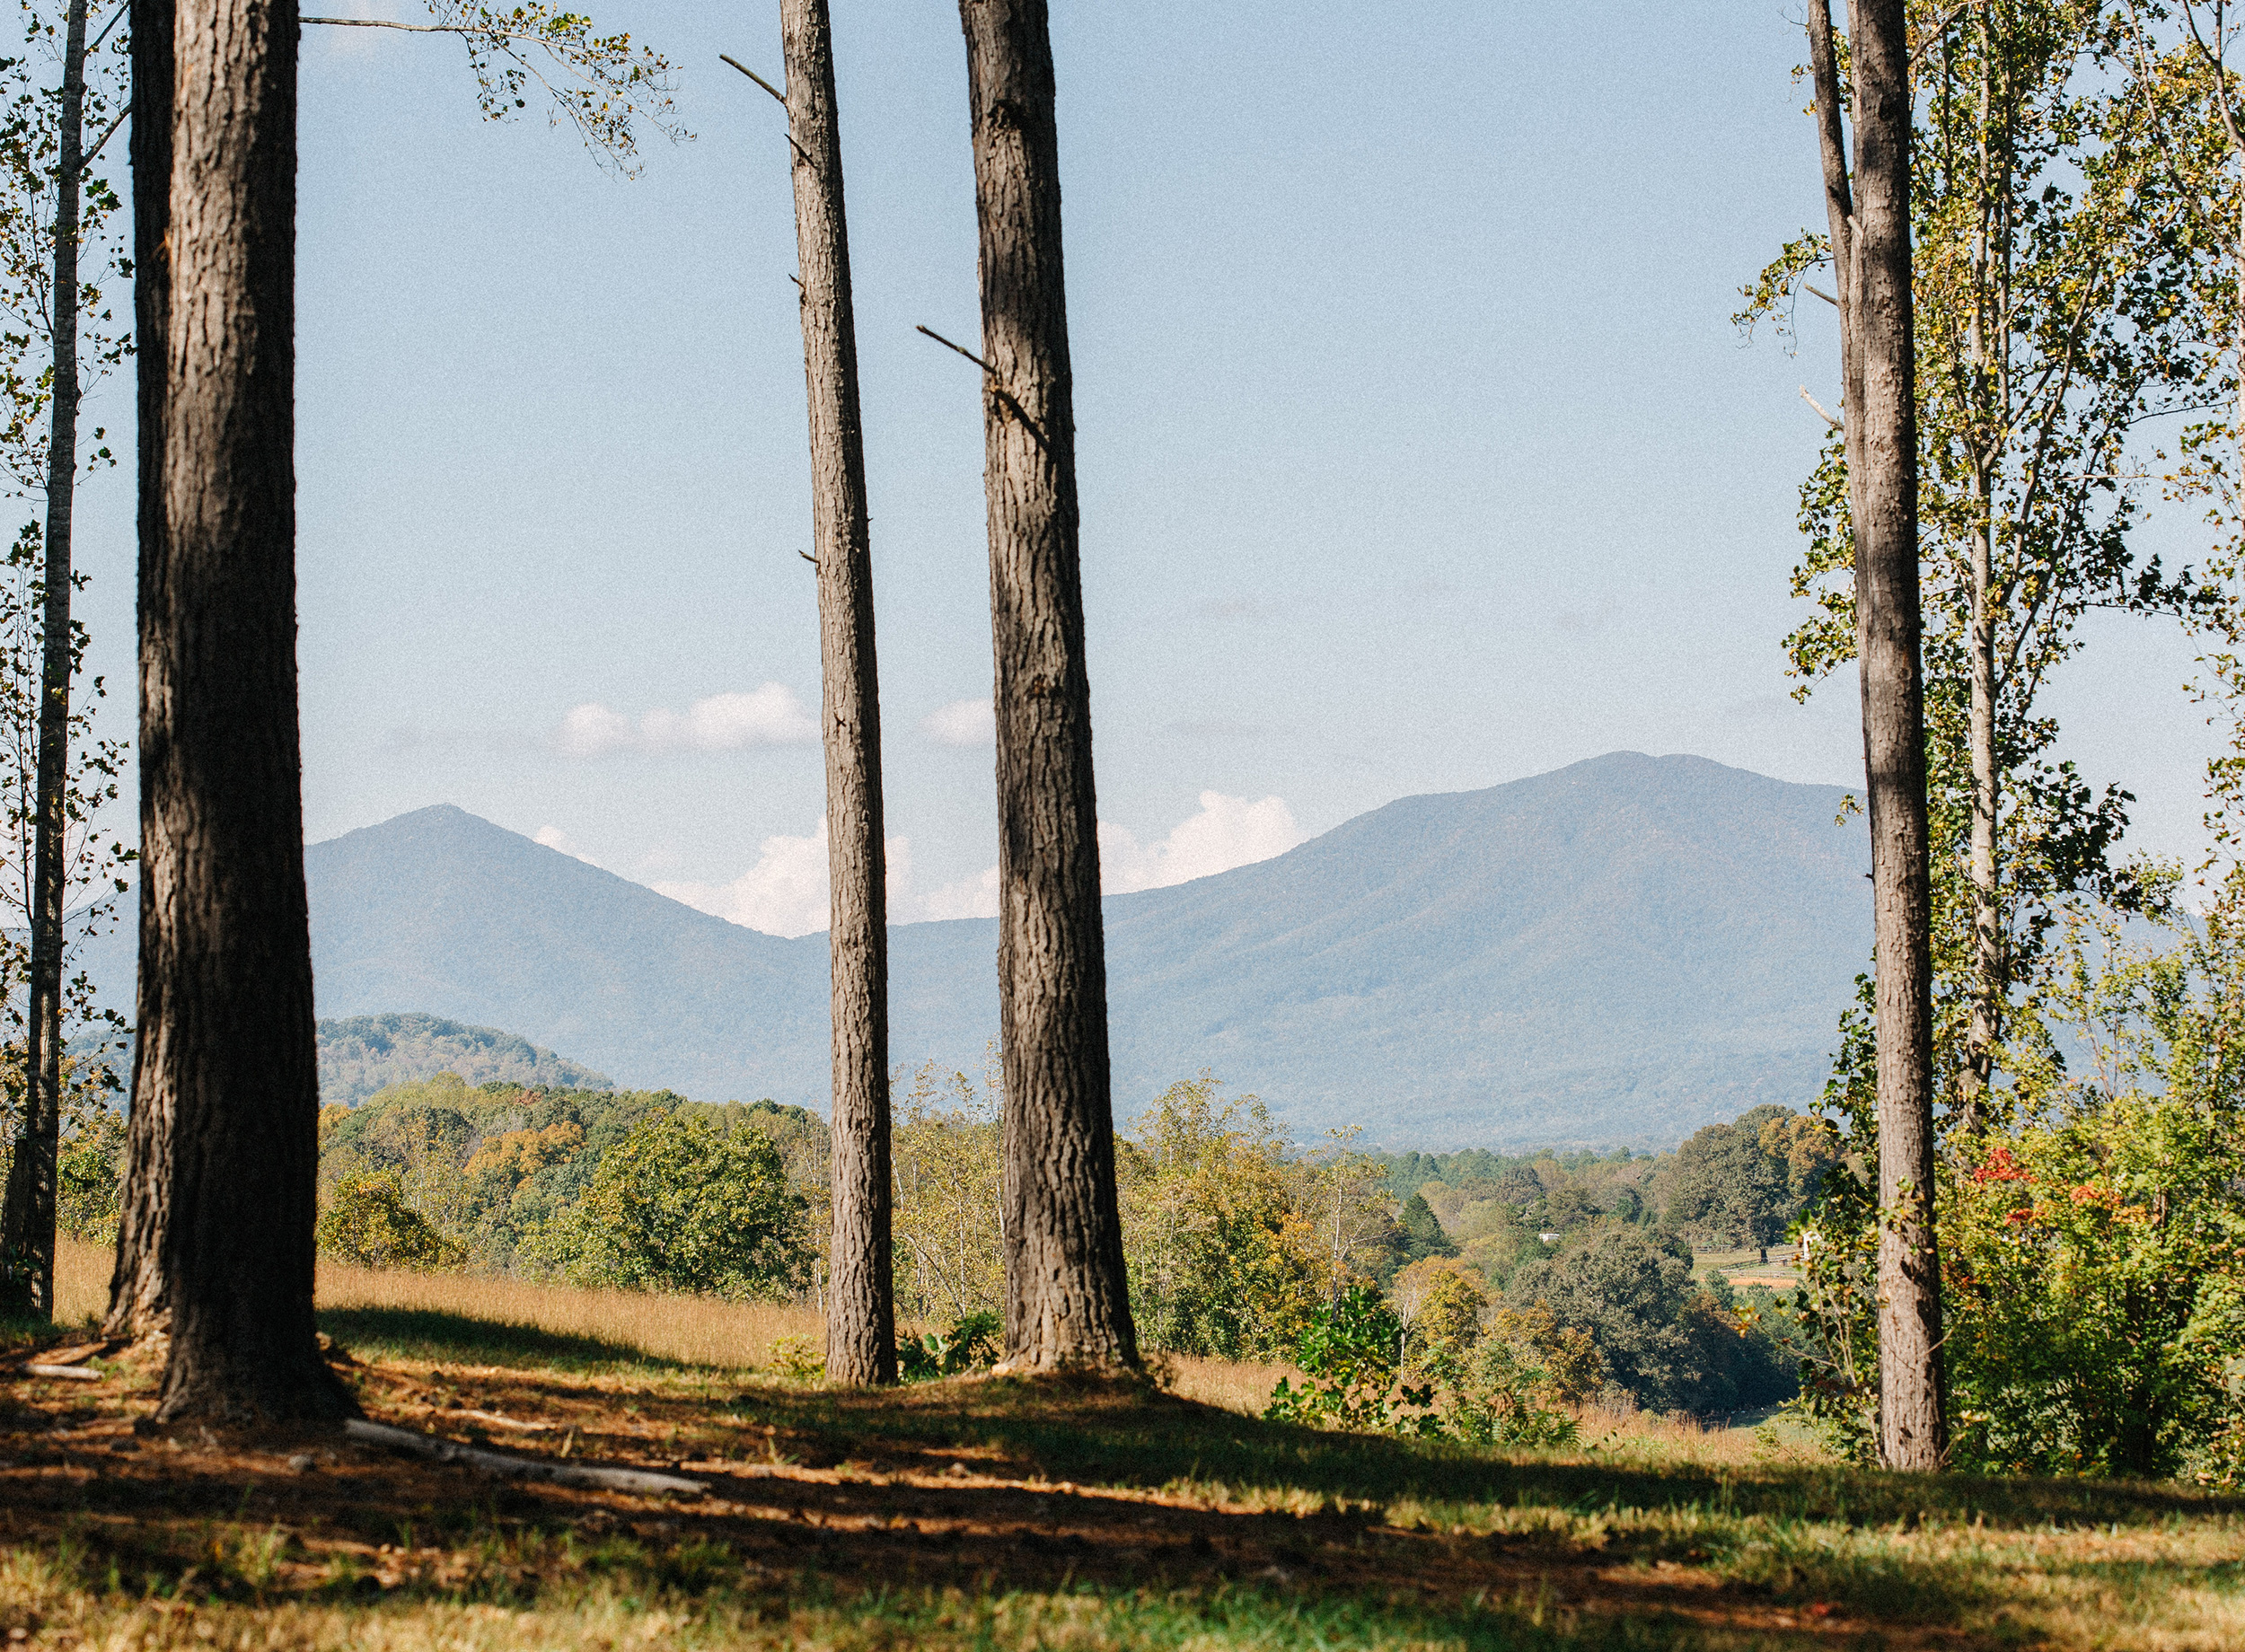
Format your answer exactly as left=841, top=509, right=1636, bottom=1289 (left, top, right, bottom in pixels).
left=130, top=0, right=349, bottom=1421
left=0, top=0, right=91, bottom=1320
left=1846, top=0, right=1948, bottom=1471
left=105, top=0, right=175, bottom=1344
left=781, top=0, right=895, bottom=1388
left=956, top=0, right=1137, bottom=1372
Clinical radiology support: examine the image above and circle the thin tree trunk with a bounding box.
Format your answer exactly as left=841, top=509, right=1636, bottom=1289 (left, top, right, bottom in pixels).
left=1959, top=19, right=2002, bottom=1141
left=956, top=0, right=1136, bottom=1373
left=1964, top=496, right=1999, bottom=1137
left=0, top=0, right=91, bottom=1321
left=105, top=0, right=176, bottom=1345
left=780, top=0, right=894, bottom=1388
left=1808, top=0, right=1862, bottom=570
left=135, top=0, right=349, bottom=1421
left=1849, top=0, right=1948, bottom=1472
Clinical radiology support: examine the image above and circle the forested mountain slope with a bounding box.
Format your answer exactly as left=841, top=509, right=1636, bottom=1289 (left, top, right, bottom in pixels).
left=81, top=752, right=1871, bottom=1147
left=316, top=1011, right=614, bottom=1106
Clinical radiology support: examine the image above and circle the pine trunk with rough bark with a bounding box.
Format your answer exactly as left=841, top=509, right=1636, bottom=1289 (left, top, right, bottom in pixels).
left=0, top=0, right=91, bottom=1321
left=956, top=0, right=1137, bottom=1373
left=130, top=0, right=350, bottom=1421
left=106, top=0, right=176, bottom=1346
left=1847, top=0, right=1947, bottom=1472
left=781, top=0, right=895, bottom=1388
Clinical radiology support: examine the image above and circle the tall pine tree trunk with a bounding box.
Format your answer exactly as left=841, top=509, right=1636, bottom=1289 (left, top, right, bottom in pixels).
left=131, top=0, right=349, bottom=1421
left=1848, top=0, right=1947, bottom=1472
left=781, top=0, right=895, bottom=1388
left=956, top=0, right=1136, bottom=1372
left=0, top=0, right=91, bottom=1320
left=107, top=0, right=176, bottom=1345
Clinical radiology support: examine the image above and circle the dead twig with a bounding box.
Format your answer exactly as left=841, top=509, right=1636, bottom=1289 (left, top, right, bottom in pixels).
left=719, top=52, right=787, bottom=106
left=453, top=1408, right=551, bottom=1434
left=1800, top=386, right=1843, bottom=430
left=915, top=324, right=1050, bottom=455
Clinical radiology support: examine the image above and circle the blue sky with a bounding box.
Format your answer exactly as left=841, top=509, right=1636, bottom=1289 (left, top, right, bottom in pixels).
left=58, top=0, right=2223, bottom=934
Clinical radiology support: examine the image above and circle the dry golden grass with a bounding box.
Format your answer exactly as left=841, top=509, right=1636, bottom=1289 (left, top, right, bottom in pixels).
left=53, top=1241, right=1826, bottom=1469
left=50, top=1238, right=108, bottom=1326
left=312, top=1260, right=823, bottom=1371
left=1160, top=1353, right=1299, bottom=1415
left=52, top=1239, right=821, bottom=1371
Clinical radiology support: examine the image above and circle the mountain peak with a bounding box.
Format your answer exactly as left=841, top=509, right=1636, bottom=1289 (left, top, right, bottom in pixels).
left=278, top=755, right=1867, bottom=1149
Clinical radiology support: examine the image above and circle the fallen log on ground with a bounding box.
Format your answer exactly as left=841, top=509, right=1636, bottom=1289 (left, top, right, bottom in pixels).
left=343, top=1419, right=708, bottom=1496
left=22, top=1364, right=102, bottom=1381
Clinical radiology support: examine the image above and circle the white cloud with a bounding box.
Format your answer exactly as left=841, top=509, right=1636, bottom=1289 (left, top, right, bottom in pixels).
left=556, top=684, right=817, bottom=757
left=916, top=865, right=1001, bottom=921
left=653, top=789, right=1301, bottom=936
left=533, top=824, right=599, bottom=864
left=656, top=822, right=837, bottom=938
left=922, top=697, right=996, bottom=747
left=656, top=824, right=921, bottom=938
left=1099, top=791, right=1305, bottom=894
left=558, top=702, right=635, bottom=757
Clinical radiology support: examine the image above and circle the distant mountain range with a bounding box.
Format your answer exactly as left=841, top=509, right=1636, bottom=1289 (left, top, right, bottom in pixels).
left=82, top=752, right=1872, bottom=1148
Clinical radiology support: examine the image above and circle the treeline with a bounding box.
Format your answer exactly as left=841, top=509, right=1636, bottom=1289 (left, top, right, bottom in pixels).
left=37, top=1064, right=1825, bottom=1422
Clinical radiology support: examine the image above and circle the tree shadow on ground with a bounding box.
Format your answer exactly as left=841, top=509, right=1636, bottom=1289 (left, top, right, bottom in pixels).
left=5, top=1344, right=2238, bottom=1649
left=762, top=1372, right=2245, bottom=1533
left=316, top=1306, right=691, bottom=1374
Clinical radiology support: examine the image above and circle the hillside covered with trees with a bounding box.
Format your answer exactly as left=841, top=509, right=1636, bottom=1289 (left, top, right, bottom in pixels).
left=315, top=1012, right=616, bottom=1107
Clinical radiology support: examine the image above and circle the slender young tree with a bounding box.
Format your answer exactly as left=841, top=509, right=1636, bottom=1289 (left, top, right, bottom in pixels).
left=132, top=0, right=350, bottom=1419
left=1809, top=0, right=1948, bottom=1470
left=0, top=0, right=118, bottom=1318
left=955, top=0, right=1136, bottom=1371
left=768, top=0, right=896, bottom=1386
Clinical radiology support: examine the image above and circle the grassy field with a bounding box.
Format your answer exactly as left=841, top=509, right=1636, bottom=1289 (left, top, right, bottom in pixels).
left=4, top=1243, right=2241, bottom=1649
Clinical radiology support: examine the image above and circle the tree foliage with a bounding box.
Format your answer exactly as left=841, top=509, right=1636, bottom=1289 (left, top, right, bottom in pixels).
left=317, top=1170, right=467, bottom=1271
left=1120, top=1074, right=1324, bottom=1360
left=546, top=1108, right=809, bottom=1299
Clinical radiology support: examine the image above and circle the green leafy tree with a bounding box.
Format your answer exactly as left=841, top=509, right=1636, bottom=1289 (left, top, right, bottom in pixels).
left=1121, top=1073, right=1323, bottom=1358
left=1662, top=1105, right=1812, bottom=1261
left=1743, top=0, right=2223, bottom=1135
left=1264, top=1283, right=1437, bottom=1435
left=316, top=1171, right=466, bottom=1272
left=1508, top=1225, right=1700, bottom=1410
left=551, top=1109, right=809, bottom=1299
left=51, top=1088, right=119, bottom=1241
left=1935, top=894, right=2245, bottom=1480
left=889, top=1058, right=1003, bottom=1324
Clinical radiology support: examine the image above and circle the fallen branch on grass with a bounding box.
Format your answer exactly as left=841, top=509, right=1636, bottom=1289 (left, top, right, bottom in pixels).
left=453, top=1408, right=551, bottom=1433
left=22, top=1364, right=102, bottom=1382
left=344, top=1419, right=707, bottom=1496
